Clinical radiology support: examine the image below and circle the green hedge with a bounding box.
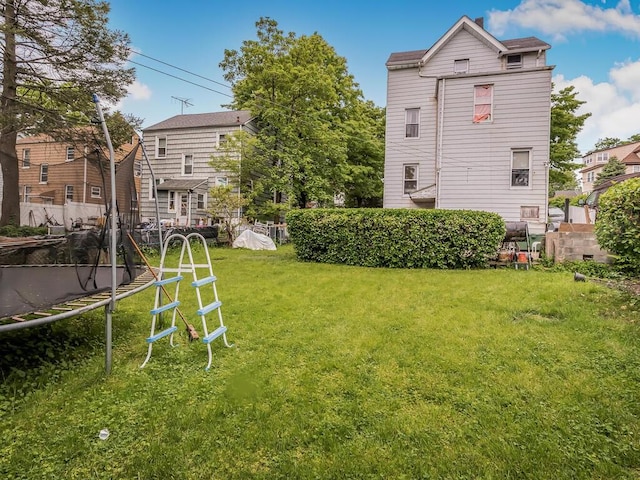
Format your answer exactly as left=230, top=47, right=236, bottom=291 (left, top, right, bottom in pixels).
left=286, top=208, right=506, bottom=269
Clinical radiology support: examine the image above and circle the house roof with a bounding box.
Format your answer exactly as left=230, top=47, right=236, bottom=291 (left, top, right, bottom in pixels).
left=143, top=110, right=253, bottom=131
left=156, top=179, right=208, bottom=191
left=386, top=16, right=550, bottom=68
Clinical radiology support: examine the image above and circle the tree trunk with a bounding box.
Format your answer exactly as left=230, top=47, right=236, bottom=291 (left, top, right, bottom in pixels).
left=0, top=0, right=20, bottom=227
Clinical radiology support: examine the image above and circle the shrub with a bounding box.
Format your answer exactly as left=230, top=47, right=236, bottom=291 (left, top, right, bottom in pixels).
left=595, top=178, right=640, bottom=275
left=286, top=208, right=505, bottom=269
left=0, top=225, right=47, bottom=237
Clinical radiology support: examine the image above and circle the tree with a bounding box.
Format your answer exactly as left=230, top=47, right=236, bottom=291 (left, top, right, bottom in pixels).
left=593, top=137, right=623, bottom=151
left=219, top=18, right=384, bottom=216
left=208, top=185, right=248, bottom=246
left=593, top=156, right=627, bottom=187
left=595, top=178, right=640, bottom=274
left=549, top=85, right=591, bottom=191
left=0, top=0, right=134, bottom=226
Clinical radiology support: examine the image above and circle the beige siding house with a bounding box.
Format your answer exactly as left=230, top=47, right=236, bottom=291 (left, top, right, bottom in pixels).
left=580, top=141, right=640, bottom=193
left=140, top=111, right=256, bottom=226
left=384, top=16, right=553, bottom=232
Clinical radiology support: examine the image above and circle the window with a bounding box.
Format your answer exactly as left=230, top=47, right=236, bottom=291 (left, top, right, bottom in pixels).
left=216, top=177, right=228, bottom=187
left=506, top=54, right=522, bottom=69
left=40, top=164, right=49, bottom=183
left=182, top=154, right=193, bottom=175
left=403, top=164, right=418, bottom=194
left=218, top=133, right=227, bottom=146
left=405, top=108, right=420, bottom=138
left=587, top=171, right=595, bottom=183
left=632, top=165, right=640, bottom=173
left=473, top=85, right=493, bottom=123
left=22, top=149, right=30, bottom=168
left=180, top=194, right=188, bottom=216
left=156, top=137, right=167, bottom=158
left=66, top=146, right=74, bottom=161
left=134, top=161, right=142, bottom=177
left=168, top=191, right=177, bottom=212
left=511, top=150, right=531, bottom=187
left=596, top=152, right=609, bottom=163
left=91, top=186, right=101, bottom=198
left=197, top=193, right=206, bottom=210
left=585, top=155, right=593, bottom=165
left=23, top=185, right=32, bottom=202
left=65, top=185, right=74, bottom=202
left=520, top=206, right=539, bottom=219
left=454, top=59, right=469, bottom=74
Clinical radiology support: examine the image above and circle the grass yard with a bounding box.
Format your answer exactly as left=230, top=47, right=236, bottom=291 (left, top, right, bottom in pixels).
left=1, top=245, right=640, bottom=479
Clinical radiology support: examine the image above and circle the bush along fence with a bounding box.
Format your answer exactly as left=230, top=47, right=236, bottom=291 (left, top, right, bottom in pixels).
left=286, top=208, right=506, bottom=269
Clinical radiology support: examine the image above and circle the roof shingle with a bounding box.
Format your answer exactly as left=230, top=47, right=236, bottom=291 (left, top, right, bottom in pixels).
left=144, top=110, right=252, bottom=131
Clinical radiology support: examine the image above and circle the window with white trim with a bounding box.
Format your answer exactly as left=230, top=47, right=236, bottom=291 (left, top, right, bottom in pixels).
left=182, top=154, right=193, bottom=175
left=405, top=108, right=420, bottom=138
left=454, top=59, right=469, bottom=74
left=511, top=150, right=531, bottom=187
left=65, top=185, right=73, bottom=202
left=216, top=177, right=228, bottom=187
left=91, top=186, right=101, bottom=198
left=506, top=54, right=522, bottom=69
left=596, top=152, right=609, bottom=163
left=168, top=191, right=177, bottom=212
left=22, top=149, right=30, bottom=168
left=156, top=136, right=167, bottom=158
left=66, top=146, right=74, bottom=161
left=40, top=164, right=48, bottom=183
left=197, top=193, right=206, bottom=210
left=474, top=85, right=493, bottom=123
left=23, top=185, right=32, bottom=202
left=218, top=133, right=227, bottom=146
left=632, top=165, right=640, bottom=173
left=587, top=171, right=595, bottom=182
left=585, top=155, right=593, bottom=165
left=403, top=164, right=418, bottom=194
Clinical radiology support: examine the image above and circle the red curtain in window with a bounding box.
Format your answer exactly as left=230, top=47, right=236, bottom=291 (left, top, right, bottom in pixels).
left=473, top=85, right=492, bottom=123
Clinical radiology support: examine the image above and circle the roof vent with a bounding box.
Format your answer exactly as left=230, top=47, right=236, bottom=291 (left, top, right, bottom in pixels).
left=474, top=17, right=484, bottom=29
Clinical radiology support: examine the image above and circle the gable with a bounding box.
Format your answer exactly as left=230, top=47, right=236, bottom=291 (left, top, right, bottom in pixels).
left=420, top=16, right=505, bottom=66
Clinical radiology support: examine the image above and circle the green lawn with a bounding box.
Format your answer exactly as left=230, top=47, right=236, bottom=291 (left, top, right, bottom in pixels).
left=1, top=245, right=640, bottom=479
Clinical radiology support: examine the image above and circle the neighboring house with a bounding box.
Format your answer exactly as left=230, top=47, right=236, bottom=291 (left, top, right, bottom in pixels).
left=16, top=134, right=142, bottom=227
left=383, top=16, right=553, bottom=232
left=140, top=111, right=256, bottom=227
left=580, top=141, right=640, bottom=193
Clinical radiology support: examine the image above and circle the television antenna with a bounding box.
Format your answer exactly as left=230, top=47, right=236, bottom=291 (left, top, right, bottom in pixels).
left=171, top=96, right=193, bottom=114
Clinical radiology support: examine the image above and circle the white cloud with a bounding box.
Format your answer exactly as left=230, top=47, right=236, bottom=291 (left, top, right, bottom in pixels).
left=127, top=80, right=152, bottom=101
left=554, top=59, right=640, bottom=153
left=488, top=0, right=640, bottom=41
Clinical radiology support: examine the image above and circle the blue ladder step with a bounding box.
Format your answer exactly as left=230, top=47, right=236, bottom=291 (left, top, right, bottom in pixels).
left=154, top=275, right=183, bottom=286
left=146, top=326, right=178, bottom=343
left=202, top=326, right=227, bottom=344
left=192, top=275, right=217, bottom=287
left=196, top=300, right=222, bottom=316
left=150, top=300, right=180, bottom=315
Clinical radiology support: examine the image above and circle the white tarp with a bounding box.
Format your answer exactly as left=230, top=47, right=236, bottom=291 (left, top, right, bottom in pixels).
left=232, top=229, right=277, bottom=251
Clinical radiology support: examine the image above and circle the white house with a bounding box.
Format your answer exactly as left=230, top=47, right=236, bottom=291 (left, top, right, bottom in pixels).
left=383, top=16, right=553, bottom=232
left=140, top=111, right=256, bottom=226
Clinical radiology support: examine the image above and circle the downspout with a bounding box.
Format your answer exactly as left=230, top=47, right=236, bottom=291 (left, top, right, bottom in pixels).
left=436, top=78, right=446, bottom=208
left=83, top=146, right=87, bottom=203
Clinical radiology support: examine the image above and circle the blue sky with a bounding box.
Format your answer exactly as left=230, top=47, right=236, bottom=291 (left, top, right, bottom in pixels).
left=108, top=0, right=640, bottom=154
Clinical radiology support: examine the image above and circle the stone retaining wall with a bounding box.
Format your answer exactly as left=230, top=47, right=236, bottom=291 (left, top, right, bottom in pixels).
left=545, top=223, right=611, bottom=263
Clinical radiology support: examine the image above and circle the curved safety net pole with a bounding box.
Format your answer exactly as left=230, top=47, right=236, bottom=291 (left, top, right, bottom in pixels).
left=92, top=94, right=117, bottom=375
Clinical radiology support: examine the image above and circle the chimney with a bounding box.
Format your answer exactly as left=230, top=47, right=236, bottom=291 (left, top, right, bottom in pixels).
left=474, top=17, right=484, bottom=29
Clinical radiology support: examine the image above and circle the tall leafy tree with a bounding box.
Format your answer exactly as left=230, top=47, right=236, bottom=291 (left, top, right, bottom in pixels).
left=220, top=17, right=384, bottom=215
left=593, top=156, right=627, bottom=187
left=0, top=0, right=134, bottom=226
left=549, top=85, right=591, bottom=191
left=593, top=137, right=623, bottom=151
